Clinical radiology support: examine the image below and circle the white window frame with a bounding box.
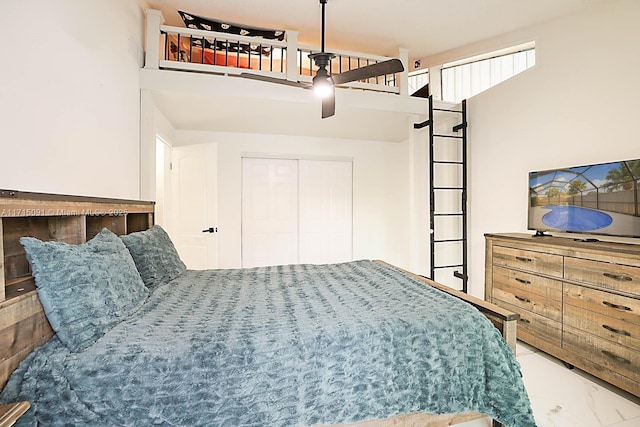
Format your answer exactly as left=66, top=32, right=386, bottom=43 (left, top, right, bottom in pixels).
left=440, top=42, right=536, bottom=103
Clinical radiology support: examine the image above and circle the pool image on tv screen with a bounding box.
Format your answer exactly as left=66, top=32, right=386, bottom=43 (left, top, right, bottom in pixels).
left=528, top=159, right=640, bottom=238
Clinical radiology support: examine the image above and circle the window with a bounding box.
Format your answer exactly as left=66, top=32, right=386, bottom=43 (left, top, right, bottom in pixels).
left=441, top=42, right=535, bottom=102
left=408, top=69, right=429, bottom=96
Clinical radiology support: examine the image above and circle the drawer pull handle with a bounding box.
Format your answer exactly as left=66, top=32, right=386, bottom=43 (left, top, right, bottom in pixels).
left=603, top=272, right=632, bottom=282
left=602, top=301, right=632, bottom=311
left=515, top=277, right=531, bottom=285
left=519, top=318, right=531, bottom=324
left=602, top=324, right=631, bottom=337
left=514, top=295, right=531, bottom=303
left=515, top=256, right=533, bottom=263
left=601, top=350, right=631, bottom=365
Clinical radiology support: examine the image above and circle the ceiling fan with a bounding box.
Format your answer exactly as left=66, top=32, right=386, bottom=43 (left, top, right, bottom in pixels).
left=241, top=0, right=404, bottom=119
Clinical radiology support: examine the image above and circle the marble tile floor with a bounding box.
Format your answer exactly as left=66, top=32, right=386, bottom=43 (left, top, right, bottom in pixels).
left=457, top=341, right=640, bottom=427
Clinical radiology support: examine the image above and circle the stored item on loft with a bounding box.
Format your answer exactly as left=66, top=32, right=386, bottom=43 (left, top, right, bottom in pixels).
left=177, top=10, right=285, bottom=56
left=240, top=0, right=404, bottom=119
left=528, top=158, right=640, bottom=238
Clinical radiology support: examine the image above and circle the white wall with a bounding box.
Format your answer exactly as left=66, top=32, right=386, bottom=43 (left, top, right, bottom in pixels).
left=174, top=131, right=413, bottom=270
left=458, top=0, right=640, bottom=297
left=0, top=0, right=145, bottom=199
left=151, top=106, right=176, bottom=230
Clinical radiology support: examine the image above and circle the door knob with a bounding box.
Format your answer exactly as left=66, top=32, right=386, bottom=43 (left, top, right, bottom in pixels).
left=202, top=227, right=218, bottom=233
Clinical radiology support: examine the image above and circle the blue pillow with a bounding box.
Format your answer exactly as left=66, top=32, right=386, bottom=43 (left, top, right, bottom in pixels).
left=119, top=225, right=187, bottom=290
left=20, top=228, right=148, bottom=352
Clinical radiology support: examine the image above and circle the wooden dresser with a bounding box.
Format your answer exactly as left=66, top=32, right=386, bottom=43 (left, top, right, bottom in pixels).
left=485, top=233, right=640, bottom=397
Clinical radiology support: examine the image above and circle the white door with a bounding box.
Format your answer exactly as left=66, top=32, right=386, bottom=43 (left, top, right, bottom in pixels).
left=171, top=143, right=218, bottom=269
left=241, top=157, right=352, bottom=268
left=298, top=160, right=352, bottom=264
left=242, top=158, right=299, bottom=268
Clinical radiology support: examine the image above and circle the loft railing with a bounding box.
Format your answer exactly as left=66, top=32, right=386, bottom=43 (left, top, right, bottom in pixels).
left=144, top=9, right=409, bottom=95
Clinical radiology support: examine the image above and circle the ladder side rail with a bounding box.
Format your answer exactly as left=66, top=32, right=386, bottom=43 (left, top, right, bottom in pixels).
left=428, top=95, right=436, bottom=281
left=460, top=99, right=469, bottom=292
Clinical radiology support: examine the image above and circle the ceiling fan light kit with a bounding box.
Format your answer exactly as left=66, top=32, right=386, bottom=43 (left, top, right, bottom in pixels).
left=309, top=52, right=335, bottom=99
left=312, top=72, right=334, bottom=99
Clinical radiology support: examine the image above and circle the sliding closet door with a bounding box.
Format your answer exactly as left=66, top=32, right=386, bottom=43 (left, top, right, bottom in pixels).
left=242, top=158, right=299, bottom=268
left=298, top=160, right=352, bottom=264
left=241, top=157, right=353, bottom=268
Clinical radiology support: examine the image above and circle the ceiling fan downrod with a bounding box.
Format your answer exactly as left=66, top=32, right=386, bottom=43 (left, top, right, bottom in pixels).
left=310, top=0, right=334, bottom=68
left=310, top=0, right=335, bottom=99
left=320, top=0, right=327, bottom=53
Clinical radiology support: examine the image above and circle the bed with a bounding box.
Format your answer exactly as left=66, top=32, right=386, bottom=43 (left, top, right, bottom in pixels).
left=0, top=191, right=535, bottom=426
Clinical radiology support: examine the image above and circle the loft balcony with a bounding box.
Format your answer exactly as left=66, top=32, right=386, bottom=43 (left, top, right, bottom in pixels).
left=141, top=9, right=428, bottom=142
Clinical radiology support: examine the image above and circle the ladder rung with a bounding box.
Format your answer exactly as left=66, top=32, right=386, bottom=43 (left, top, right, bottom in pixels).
left=434, top=238, right=466, bottom=243
left=433, top=107, right=463, bottom=113
left=433, top=213, right=464, bottom=216
left=433, top=186, right=463, bottom=190
left=433, top=161, right=463, bottom=165
left=433, top=264, right=463, bottom=269
left=434, top=134, right=464, bottom=139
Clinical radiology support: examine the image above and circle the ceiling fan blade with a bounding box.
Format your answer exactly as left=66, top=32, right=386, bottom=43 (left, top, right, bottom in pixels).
left=239, top=73, right=310, bottom=88
left=333, top=58, right=404, bottom=85
left=321, top=86, right=335, bottom=119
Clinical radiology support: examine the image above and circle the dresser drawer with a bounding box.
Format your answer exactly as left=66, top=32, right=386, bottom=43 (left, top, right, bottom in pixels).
left=495, top=300, right=562, bottom=347
left=493, top=286, right=562, bottom=321
left=564, top=283, right=640, bottom=327
left=564, top=300, right=640, bottom=350
left=492, top=265, right=562, bottom=301
left=564, top=325, right=640, bottom=384
left=493, top=245, right=563, bottom=278
left=564, top=257, right=640, bottom=294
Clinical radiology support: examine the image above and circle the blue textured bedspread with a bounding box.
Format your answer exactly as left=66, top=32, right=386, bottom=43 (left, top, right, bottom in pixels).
left=1, top=260, right=535, bottom=426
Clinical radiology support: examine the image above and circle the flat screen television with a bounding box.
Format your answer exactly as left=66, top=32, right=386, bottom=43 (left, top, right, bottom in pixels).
left=528, top=158, right=640, bottom=238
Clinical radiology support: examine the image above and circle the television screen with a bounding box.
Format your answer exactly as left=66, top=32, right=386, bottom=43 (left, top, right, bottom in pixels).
left=528, top=158, right=640, bottom=238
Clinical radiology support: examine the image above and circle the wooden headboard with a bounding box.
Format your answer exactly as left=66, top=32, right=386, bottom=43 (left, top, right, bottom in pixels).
left=0, top=189, right=154, bottom=389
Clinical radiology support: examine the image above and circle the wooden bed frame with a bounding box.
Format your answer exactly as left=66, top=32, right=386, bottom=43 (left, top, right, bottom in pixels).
left=0, top=190, right=518, bottom=427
